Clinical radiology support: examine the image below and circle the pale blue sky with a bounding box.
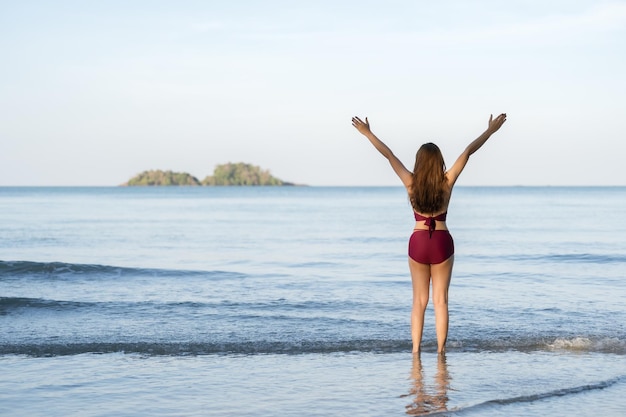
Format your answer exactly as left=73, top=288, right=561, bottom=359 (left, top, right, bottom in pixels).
left=1, top=0, right=625, bottom=186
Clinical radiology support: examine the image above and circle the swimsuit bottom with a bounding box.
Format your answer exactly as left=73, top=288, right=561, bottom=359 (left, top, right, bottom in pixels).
left=408, top=230, right=455, bottom=265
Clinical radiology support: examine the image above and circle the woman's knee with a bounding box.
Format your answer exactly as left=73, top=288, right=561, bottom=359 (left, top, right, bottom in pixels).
left=433, top=298, right=448, bottom=311
left=412, top=296, right=429, bottom=312
left=432, top=291, right=448, bottom=308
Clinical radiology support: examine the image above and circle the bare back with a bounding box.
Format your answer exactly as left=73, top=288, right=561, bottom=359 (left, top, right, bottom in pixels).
left=407, top=176, right=453, bottom=232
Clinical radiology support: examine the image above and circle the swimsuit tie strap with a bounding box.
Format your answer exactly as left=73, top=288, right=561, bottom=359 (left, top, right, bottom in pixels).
left=413, top=212, right=446, bottom=238
left=424, top=217, right=436, bottom=238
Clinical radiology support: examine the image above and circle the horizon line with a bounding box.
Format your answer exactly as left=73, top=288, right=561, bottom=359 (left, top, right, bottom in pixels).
left=1, top=184, right=624, bottom=188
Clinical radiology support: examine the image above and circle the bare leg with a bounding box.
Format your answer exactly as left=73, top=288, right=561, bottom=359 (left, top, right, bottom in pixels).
left=430, top=255, right=454, bottom=353
left=408, top=258, right=431, bottom=354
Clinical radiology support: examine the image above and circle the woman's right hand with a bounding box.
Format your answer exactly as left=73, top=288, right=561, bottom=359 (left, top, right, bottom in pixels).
left=352, top=116, right=372, bottom=136
left=487, top=113, right=507, bottom=133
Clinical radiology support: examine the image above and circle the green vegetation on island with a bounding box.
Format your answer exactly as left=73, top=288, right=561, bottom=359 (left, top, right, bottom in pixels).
left=123, top=163, right=295, bottom=186
left=202, top=162, right=292, bottom=186
left=124, top=170, right=201, bottom=186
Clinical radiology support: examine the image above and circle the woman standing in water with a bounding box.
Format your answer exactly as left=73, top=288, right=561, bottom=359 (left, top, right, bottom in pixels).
left=351, top=113, right=507, bottom=354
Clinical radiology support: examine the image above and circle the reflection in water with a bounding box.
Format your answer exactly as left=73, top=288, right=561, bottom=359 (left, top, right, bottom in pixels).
left=403, top=354, right=451, bottom=415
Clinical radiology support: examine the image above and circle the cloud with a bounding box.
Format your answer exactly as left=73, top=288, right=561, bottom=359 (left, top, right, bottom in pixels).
left=457, top=2, right=626, bottom=44
left=236, top=2, right=626, bottom=49
left=190, top=21, right=228, bottom=33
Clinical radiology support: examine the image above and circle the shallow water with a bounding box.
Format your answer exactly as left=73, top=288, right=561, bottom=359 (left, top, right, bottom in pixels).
left=1, top=351, right=623, bottom=416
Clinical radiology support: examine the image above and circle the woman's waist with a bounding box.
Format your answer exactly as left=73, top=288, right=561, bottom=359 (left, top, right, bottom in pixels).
left=412, top=222, right=449, bottom=232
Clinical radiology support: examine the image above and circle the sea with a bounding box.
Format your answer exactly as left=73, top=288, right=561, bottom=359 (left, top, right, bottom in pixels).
left=0, top=186, right=624, bottom=416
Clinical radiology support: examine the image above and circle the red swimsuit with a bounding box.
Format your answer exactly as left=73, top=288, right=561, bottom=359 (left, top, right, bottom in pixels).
left=408, top=212, right=455, bottom=264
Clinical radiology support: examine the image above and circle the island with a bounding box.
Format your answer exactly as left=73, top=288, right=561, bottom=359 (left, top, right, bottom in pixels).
left=123, top=163, right=295, bottom=186
left=124, top=170, right=201, bottom=186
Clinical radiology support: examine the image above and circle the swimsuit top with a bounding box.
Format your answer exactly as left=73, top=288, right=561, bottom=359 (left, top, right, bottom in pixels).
left=414, top=211, right=447, bottom=237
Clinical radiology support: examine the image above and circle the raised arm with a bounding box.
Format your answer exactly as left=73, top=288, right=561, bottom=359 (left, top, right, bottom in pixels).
left=446, top=113, right=507, bottom=187
left=352, top=116, right=413, bottom=187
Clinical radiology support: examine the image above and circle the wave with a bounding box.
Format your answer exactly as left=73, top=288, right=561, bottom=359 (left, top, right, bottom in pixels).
left=502, top=253, right=626, bottom=264
left=0, top=297, right=92, bottom=312
left=0, top=340, right=411, bottom=357
left=446, top=375, right=625, bottom=416
left=0, top=296, right=374, bottom=315
left=0, top=260, right=246, bottom=280
left=1, top=336, right=624, bottom=357
left=448, top=336, right=626, bottom=355
left=546, top=337, right=626, bottom=353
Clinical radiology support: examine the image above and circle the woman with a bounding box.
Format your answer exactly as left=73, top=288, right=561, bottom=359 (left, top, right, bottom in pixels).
left=351, top=113, right=507, bottom=354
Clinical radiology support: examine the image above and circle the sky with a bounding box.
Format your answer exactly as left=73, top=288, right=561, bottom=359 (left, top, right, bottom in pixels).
left=1, top=0, right=625, bottom=186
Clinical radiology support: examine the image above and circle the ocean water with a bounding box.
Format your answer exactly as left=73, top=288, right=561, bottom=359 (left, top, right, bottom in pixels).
left=0, top=186, right=624, bottom=416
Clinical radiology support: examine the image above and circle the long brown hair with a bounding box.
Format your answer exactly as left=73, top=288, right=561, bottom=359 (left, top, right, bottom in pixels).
left=409, top=143, right=448, bottom=214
